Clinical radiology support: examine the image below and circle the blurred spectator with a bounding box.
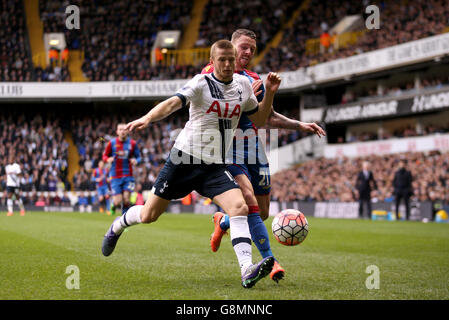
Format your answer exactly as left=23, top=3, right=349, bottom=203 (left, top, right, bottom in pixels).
left=61, top=191, right=71, bottom=206
left=77, top=191, right=92, bottom=212
left=61, top=47, right=69, bottom=66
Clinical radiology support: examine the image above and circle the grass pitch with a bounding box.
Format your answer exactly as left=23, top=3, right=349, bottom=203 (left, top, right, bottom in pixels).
left=0, top=211, right=448, bottom=300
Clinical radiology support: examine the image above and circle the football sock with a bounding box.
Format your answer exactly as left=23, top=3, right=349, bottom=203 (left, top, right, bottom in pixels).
left=17, top=198, right=25, bottom=211
left=229, top=216, right=252, bottom=274
left=121, top=203, right=130, bottom=215
left=247, top=206, right=274, bottom=259
left=112, top=205, right=143, bottom=235
left=219, top=214, right=230, bottom=231
left=7, top=198, right=13, bottom=213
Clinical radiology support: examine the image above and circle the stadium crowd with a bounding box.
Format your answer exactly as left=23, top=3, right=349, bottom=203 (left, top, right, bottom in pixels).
left=4, top=0, right=449, bottom=82
left=195, top=0, right=298, bottom=53
left=0, top=0, right=32, bottom=81
left=258, top=0, right=449, bottom=72
left=345, top=123, right=449, bottom=144
left=340, top=74, right=449, bottom=105
left=0, top=112, right=70, bottom=205
left=39, top=0, right=193, bottom=81
left=271, top=151, right=449, bottom=206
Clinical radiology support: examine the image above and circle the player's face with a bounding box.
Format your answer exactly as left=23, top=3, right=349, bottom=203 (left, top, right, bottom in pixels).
left=211, top=48, right=236, bottom=82
left=233, top=35, right=257, bottom=70
left=116, top=124, right=128, bottom=141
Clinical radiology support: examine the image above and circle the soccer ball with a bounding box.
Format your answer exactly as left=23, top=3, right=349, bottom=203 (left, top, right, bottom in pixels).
left=272, top=209, right=309, bottom=246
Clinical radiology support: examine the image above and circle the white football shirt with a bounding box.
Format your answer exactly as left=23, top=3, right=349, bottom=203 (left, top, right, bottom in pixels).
left=174, top=73, right=259, bottom=164
left=5, top=163, right=21, bottom=187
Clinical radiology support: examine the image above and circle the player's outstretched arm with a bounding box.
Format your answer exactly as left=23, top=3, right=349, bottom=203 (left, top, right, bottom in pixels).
left=126, top=96, right=183, bottom=132
left=248, top=72, right=281, bottom=127
left=268, top=111, right=326, bottom=138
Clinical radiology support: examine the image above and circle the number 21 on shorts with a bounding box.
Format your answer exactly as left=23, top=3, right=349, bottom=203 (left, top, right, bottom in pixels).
left=258, top=167, right=270, bottom=187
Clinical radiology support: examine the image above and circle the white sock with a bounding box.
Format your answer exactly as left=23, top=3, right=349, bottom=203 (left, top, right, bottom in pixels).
left=112, top=205, right=143, bottom=235
left=7, top=199, right=13, bottom=213
left=17, top=198, right=24, bottom=211
left=229, top=216, right=252, bottom=274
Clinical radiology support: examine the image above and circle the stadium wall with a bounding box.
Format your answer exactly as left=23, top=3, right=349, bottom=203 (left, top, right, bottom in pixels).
left=166, top=200, right=435, bottom=221
left=2, top=200, right=435, bottom=222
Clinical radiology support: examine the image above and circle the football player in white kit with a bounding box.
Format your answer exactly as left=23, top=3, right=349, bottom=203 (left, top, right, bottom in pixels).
left=5, top=155, right=26, bottom=216
left=102, top=39, right=282, bottom=288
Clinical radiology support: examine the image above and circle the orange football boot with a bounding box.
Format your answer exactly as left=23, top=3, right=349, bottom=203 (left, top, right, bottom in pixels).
left=270, top=261, right=285, bottom=283
left=20, top=210, right=25, bottom=216
left=210, top=212, right=228, bottom=252
left=7, top=212, right=13, bottom=216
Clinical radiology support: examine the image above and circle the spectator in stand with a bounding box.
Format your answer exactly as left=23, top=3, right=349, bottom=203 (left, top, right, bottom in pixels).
left=61, top=191, right=71, bottom=206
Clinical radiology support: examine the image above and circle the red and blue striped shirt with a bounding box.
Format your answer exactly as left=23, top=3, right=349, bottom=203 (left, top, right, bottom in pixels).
left=102, top=137, right=141, bottom=179
left=92, top=167, right=109, bottom=188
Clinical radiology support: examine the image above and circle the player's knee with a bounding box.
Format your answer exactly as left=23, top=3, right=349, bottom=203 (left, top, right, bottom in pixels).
left=141, top=212, right=155, bottom=224
left=229, top=199, right=248, bottom=217
left=140, top=208, right=159, bottom=224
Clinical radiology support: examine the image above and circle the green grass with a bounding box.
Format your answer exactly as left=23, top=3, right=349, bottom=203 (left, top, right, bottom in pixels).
left=0, top=211, right=448, bottom=300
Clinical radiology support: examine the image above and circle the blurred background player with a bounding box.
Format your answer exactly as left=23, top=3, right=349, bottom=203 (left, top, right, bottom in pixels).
left=355, top=160, right=377, bottom=219
left=4, top=155, right=26, bottom=216
left=202, top=29, right=326, bottom=283
left=92, top=160, right=110, bottom=214
left=102, top=123, right=141, bottom=215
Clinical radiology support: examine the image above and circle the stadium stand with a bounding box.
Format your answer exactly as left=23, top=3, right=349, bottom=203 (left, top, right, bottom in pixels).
left=258, top=0, right=449, bottom=72
left=0, top=110, right=70, bottom=206
left=339, top=74, right=449, bottom=106
left=39, top=0, right=194, bottom=81
left=195, top=0, right=298, bottom=53
left=271, top=151, right=449, bottom=204
left=0, top=0, right=33, bottom=81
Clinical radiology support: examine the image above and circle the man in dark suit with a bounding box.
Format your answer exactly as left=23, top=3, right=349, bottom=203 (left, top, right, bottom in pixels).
left=356, top=161, right=377, bottom=219
left=393, top=159, right=413, bottom=220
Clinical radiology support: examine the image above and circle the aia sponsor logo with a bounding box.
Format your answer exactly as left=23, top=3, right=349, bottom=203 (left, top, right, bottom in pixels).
left=206, top=101, right=241, bottom=119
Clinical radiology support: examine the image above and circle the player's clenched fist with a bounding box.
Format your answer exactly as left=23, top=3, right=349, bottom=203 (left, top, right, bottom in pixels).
left=265, top=72, right=281, bottom=94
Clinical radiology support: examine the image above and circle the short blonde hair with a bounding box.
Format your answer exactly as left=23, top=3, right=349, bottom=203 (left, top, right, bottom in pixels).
left=210, top=39, right=237, bottom=58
